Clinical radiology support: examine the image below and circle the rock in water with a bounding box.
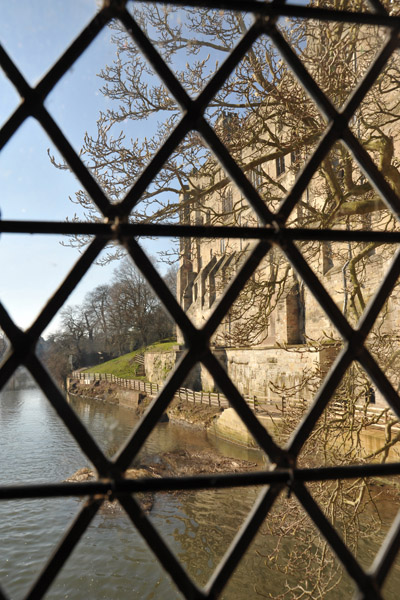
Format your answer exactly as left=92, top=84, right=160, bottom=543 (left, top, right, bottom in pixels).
left=64, top=467, right=155, bottom=513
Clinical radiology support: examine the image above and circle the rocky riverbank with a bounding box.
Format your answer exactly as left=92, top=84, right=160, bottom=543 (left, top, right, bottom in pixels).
left=66, top=379, right=261, bottom=514
left=65, top=466, right=156, bottom=513
left=67, top=378, right=226, bottom=431
left=65, top=448, right=259, bottom=514
left=65, top=380, right=400, bottom=519
left=67, top=377, right=400, bottom=460
left=67, top=377, right=266, bottom=448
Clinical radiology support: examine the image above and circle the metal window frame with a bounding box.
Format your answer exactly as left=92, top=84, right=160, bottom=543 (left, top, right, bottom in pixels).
left=1, top=1, right=400, bottom=598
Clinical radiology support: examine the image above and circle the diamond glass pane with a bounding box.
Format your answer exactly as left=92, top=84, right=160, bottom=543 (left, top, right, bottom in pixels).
left=1, top=1, right=400, bottom=599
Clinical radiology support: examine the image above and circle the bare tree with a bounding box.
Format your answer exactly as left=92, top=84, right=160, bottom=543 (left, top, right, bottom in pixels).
left=50, top=4, right=400, bottom=596
left=83, top=284, right=112, bottom=349
left=50, top=2, right=400, bottom=339
left=47, top=258, right=175, bottom=372
left=51, top=2, right=399, bottom=224
left=60, top=305, right=92, bottom=360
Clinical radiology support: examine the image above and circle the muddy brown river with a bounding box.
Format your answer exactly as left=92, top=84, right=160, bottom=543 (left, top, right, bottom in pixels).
left=0, top=387, right=399, bottom=599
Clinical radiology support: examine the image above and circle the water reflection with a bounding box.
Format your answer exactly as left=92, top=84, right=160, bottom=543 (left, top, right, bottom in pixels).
left=0, top=388, right=399, bottom=599
left=167, top=487, right=259, bottom=588
left=0, top=388, right=267, bottom=599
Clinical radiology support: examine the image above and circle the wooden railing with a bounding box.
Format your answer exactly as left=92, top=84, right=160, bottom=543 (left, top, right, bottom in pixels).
left=134, top=353, right=145, bottom=365
left=70, top=371, right=400, bottom=431
left=71, top=371, right=232, bottom=409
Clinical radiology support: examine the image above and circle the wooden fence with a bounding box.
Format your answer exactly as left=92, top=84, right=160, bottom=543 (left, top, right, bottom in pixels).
left=71, top=371, right=232, bottom=409
left=70, top=371, right=400, bottom=431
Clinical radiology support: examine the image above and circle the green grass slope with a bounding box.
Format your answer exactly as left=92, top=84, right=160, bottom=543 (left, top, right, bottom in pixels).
left=83, top=339, right=177, bottom=379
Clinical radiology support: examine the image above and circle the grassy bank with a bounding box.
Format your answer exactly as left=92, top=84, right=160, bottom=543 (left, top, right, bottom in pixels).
left=82, top=339, right=176, bottom=380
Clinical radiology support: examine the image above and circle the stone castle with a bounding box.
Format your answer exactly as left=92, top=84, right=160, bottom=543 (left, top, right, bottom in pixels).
left=176, top=105, right=400, bottom=408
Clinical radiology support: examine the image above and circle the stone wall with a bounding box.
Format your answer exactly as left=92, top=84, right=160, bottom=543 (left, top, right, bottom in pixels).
left=66, top=378, right=146, bottom=409
left=304, top=252, right=388, bottom=339
left=144, top=343, right=397, bottom=409
left=223, top=346, right=326, bottom=403
left=145, top=345, right=339, bottom=403
left=144, top=349, right=179, bottom=385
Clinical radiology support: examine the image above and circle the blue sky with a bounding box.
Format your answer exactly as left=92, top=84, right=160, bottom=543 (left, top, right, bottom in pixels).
left=1, top=1, right=253, bottom=337
left=0, top=0, right=170, bottom=335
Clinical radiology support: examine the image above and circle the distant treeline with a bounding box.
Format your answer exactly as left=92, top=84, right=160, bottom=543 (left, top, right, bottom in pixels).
left=0, top=258, right=176, bottom=386
left=44, top=258, right=176, bottom=382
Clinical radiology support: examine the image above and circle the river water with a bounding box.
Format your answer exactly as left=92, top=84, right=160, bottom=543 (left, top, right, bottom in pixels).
left=0, top=387, right=399, bottom=599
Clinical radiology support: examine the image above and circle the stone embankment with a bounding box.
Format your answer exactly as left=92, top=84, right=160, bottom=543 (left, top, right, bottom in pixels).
left=66, top=376, right=262, bottom=446
left=66, top=375, right=400, bottom=459
left=67, top=377, right=148, bottom=411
